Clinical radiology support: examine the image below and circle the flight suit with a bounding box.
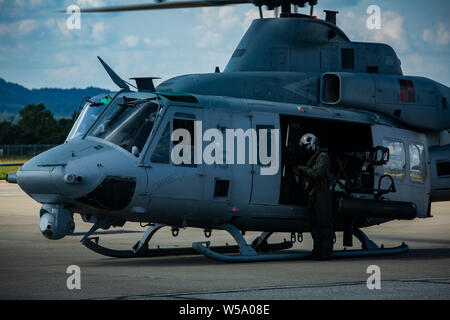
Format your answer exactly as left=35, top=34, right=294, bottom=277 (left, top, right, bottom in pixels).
left=296, top=149, right=334, bottom=259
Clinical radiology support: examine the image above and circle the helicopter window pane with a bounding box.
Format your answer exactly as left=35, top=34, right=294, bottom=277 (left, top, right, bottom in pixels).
left=88, top=97, right=159, bottom=155
left=382, top=139, right=406, bottom=179
left=67, top=100, right=107, bottom=140
left=173, top=118, right=196, bottom=167
left=173, top=119, right=195, bottom=144
left=214, top=179, right=230, bottom=198
left=151, top=122, right=170, bottom=164
left=409, top=143, right=426, bottom=182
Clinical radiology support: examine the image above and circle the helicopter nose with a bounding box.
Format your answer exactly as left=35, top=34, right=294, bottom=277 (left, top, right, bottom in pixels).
left=16, top=140, right=106, bottom=204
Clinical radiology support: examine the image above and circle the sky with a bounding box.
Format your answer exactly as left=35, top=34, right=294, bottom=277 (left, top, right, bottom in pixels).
left=0, top=0, right=449, bottom=91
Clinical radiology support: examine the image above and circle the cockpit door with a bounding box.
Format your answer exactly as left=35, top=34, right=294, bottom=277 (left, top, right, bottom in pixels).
left=144, top=106, right=205, bottom=201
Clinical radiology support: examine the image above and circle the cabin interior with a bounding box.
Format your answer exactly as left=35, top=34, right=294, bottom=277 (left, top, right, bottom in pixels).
left=279, top=115, right=374, bottom=205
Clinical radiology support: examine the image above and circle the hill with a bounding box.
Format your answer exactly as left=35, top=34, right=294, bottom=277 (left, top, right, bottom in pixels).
left=0, top=78, right=111, bottom=118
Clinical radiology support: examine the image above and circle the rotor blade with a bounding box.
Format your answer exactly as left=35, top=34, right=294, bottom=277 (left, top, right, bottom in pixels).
left=79, top=0, right=252, bottom=13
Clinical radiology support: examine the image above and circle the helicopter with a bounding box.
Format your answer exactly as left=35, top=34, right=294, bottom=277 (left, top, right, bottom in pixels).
left=5, top=0, right=450, bottom=262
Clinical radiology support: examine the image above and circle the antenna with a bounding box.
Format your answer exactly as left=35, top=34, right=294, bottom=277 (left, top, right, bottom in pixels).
left=309, top=0, right=317, bottom=16
left=97, top=56, right=132, bottom=91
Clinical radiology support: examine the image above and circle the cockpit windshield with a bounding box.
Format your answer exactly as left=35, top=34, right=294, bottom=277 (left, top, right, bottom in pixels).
left=67, top=95, right=112, bottom=141
left=87, top=94, right=161, bottom=156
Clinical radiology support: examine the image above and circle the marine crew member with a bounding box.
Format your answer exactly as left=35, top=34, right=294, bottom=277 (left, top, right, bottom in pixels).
left=295, top=133, right=334, bottom=260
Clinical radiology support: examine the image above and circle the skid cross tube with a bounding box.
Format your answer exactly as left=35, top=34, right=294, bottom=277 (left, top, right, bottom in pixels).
left=132, top=223, right=165, bottom=254
left=81, top=222, right=169, bottom=258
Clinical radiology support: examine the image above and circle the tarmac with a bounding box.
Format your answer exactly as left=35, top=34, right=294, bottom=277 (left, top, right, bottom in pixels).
left=0, top=183, right=449, bottom=300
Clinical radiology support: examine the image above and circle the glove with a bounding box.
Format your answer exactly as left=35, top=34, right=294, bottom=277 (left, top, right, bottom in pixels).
left=295, top=165, right=307, bottom=175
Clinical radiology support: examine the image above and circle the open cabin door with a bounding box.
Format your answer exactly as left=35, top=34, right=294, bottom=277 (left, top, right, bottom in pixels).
left=372, top=125, right=430, bottom=218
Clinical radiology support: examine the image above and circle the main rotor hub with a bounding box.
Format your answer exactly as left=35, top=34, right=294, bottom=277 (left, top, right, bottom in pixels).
left=253, top=0, right=317, bottom=12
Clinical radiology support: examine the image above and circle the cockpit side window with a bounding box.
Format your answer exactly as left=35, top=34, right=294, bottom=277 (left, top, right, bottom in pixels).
left=151, top=122, right=170, bottom=164
left=88, top=96, right=159, bottom=156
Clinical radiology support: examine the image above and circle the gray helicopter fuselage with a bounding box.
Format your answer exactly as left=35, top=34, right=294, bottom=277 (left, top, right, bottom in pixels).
left=15, top=90, right=444, bottom=236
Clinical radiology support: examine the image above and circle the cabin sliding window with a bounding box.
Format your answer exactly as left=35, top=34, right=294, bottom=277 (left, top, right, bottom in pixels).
left=409, top=143, right=426, bottom=183
left=173, top=116, right=196, bottom=167
left=150, top=122, right=170, bottom=164
left=382, top=139, right=406, bottom=179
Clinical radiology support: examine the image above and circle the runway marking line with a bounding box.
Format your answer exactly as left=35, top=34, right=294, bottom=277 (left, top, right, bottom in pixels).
left=95, top=277, right=450, bottom=300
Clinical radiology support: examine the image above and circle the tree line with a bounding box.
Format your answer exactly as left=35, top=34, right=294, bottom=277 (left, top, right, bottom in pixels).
left=0, top=104, right=77, bottom=145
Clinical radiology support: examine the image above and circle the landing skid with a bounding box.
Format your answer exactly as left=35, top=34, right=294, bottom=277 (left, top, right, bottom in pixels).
left=80, top=223, right=292, bottom=258
left=80, top=222, right=408, bottom=261
left=192, top=223, right=409, bottom=262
